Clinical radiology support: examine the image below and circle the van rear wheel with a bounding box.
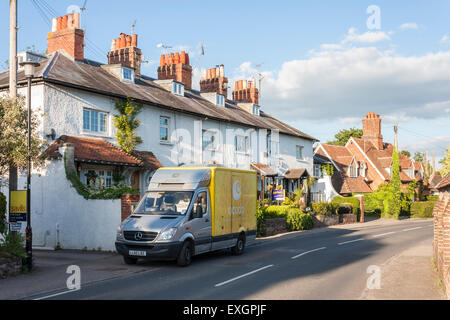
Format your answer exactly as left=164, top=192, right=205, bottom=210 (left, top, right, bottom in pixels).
left=232, top=233, right=245, bottom=255
left=177, top=241, right=193, bottom=267
left=123, top=256, right=138, bottom=265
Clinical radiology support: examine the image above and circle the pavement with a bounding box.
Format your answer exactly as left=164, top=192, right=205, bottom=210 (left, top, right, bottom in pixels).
left=0, top=218, right=444, bottom=300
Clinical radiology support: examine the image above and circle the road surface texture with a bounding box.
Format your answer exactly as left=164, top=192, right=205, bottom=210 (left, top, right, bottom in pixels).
left=17, top=219, right=444, bottom=300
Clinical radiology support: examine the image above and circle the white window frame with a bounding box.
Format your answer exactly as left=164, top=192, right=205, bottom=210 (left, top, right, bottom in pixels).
left=83, top=169, right=113, bottom=188
left=159, top=116, right=171, bottom=143
left=349, top=166, right=358, bottom=178
left=252, top=105, right=260, bottom=116
left=172, top=82, right=184, bottom=96
left=202, top=129, right=218, bottom=151
left=235, top=135, right=249, bottom=154
left=313, top=164, right=322, bottom=178
left=121, top=67, right=135, bottom=83
left=216, top=94, right=225, bottom=107
left=296, top=145, right=304, bottom=161
left=83, top=108, right=108, bottom=135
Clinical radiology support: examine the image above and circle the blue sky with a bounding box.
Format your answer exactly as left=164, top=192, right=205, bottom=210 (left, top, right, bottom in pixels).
left=1, top=0, right=449, bottom=164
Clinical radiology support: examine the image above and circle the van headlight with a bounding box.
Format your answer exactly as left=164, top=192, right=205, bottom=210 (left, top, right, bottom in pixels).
left=116, top=225, right=124, bottom=240
left=157, top=228, right=177, bottom=241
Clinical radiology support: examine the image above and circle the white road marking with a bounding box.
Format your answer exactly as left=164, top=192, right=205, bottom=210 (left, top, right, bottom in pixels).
left=402, top=227, right=422, bottom=232
left=291, top=247, right=327, bottom=260
left=214, top=265, right=274, bottom=287
left=33, top=288, right=80, bottom=300
left=372, top=231, right=396, bottom=238
left=338, top=238, right=364, bottom=245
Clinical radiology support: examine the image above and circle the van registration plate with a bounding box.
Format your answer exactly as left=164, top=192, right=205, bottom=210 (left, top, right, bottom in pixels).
left=129, top=250, right=146, bottom=257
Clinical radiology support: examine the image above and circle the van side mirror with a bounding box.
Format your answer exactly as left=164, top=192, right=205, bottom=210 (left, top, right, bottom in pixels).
left=193, top=205, right=203, bottom=219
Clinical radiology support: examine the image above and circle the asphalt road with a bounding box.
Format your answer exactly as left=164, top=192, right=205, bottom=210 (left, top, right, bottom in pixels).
left=30, top=219, right=434, bottom=300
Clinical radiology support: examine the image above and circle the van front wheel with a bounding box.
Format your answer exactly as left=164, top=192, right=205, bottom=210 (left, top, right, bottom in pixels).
left=232, top=233, right=245, bottom=255
left=177, top=241, right=193, bottom=267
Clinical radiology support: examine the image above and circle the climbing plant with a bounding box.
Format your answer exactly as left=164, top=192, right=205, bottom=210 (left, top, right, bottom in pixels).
left=321, top=163, right=334, bottom=176
left=113, top=98, right=143, bottom=153
left=383, top=147, right=402, bottom=219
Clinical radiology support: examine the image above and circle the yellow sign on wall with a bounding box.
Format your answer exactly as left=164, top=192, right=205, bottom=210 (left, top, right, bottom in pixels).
left=10, top=191, right=27, bottom=213
left=9, top=190, right=27, bottom=222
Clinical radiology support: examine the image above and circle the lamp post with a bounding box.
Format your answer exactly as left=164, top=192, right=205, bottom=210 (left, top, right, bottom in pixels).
left=19, top=60, right=39, bottom=271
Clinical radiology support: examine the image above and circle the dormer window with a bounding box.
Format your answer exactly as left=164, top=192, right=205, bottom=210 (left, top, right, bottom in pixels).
left=252, top=105, right=260, bottom=116
left=216, top=94, right=225, bottom=107
left=121, top=67, right=134, bottom=83
left=173, top=82, right=184, bottom=96
left=349, top=166, right=358, bottom=178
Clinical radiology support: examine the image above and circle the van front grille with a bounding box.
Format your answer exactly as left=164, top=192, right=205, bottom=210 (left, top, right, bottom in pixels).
left=123, top=231, right=158, bottom=242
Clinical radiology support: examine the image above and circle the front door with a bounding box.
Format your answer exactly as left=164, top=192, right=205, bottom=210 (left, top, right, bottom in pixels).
left=189, top=190, right=212, bottom=254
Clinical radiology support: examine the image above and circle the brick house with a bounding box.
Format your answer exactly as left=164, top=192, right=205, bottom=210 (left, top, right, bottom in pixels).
left=310, top=112, right=426, bottom=202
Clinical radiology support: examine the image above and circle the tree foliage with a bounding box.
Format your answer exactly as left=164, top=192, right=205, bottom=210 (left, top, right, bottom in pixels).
left=400, top=150, right=411, bottom=158
left=327, top=128, right=363, bottom=146
left=413, top=151, right=424, bottom=162
left=439, top=145, right=450, bottom=176
left=113, top=98, right=143, bottom=153
left=0, top=96, right=46, bottom=181
left=383, top=147, right=402, bottom=219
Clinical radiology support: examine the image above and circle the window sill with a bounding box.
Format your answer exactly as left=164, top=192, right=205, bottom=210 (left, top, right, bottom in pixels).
left=160, top=140, right=174, bottom=146
left=81, top=132, right=111, bottom=138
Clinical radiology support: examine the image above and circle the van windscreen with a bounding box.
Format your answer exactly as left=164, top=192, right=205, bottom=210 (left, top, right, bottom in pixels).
left=134, top=191, right=194, bottom=216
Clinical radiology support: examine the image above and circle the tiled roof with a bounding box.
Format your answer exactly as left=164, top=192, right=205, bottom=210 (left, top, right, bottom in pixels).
left=284, top=168, right=307, bottom=179
left=44, top=135, right=147, bottom=166
left=430, top=173, right=443, bottom=187
left=0, top=52, right=317, bottom=142
left=251, top=163, right=278, bottom=176
left=131, top=150, right=162, bottom=171
left=436, top=173, right=450, bottom=189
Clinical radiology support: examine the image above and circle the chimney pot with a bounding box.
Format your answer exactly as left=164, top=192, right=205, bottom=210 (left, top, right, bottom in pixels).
left=174, top=52, right=180, bottom=64
left=131, top=34, right=137, bottom=47
left=47, top=13, right=85, bottom=60
left=211, top=68, right=216, bottom=78
left=51, top=17, right=57, bottom=32
left=126, top=35, right=132, bottom=47
left=57, top=16, right=62, bottom=30
left=73, top=12, right=80, bottom=28
left=67, top=13, right=73, bottom=28
left=120, top=33, right=126, bottom=48
left=62, top=15, right=68, bottom=29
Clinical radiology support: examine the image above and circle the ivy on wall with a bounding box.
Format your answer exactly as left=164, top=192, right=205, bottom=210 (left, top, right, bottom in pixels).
left=113, top=98, right=143, bottom=153
left=321, top=164, right=334, bottom=176
left=64, top=153, right=137, bottom=200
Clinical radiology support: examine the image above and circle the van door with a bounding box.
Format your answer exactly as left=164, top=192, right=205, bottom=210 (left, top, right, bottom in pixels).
left=189, top=189, right=212, bottom=254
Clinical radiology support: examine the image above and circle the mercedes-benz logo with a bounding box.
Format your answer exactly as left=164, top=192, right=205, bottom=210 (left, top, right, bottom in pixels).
left=134, top=232, right=143, bottom=241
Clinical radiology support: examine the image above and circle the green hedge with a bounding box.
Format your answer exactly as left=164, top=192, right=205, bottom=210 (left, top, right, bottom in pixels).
left=311, top=201, right=338, bottom=215
left=286, top=207, right=313, bottom=231
left=261, top=205, right=295, bottom=219
left=0, top=192, right=6, bottom=234
left=427, top=195, right=439, bottom=201
left=331, top=196, right=360, bottom=215
left=410, top=201, right=435, bottom=218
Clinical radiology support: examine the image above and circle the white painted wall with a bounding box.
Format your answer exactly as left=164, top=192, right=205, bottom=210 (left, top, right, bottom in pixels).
left=310, top=174, right=340, bottom=202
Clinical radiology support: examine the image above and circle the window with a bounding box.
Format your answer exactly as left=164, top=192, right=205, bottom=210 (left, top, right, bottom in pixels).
left=172, top=82, right=184, bottom=96
left=83, top=109, right=108, bottom=134
left=122, top=67, right=134, bottom=82
left=216, top=94, right=225, bottom=106
left=349, top=166, right=358, bottom=178
left=192, top=191, right=208, bottom=217
left=159, top=116, right=170, bottom=142
left=359, top=166, right=366, bottom=177
left=296, top=145, right=304, bottom=160
left=235, top=135, right=249, bottom=153
left=202, top=130, right=217, bottom=151
left=252, top=105, right=260, bottom=116
left=84, top=169, right=112, bottom=188
left=313, top=164, right=322, bottom=178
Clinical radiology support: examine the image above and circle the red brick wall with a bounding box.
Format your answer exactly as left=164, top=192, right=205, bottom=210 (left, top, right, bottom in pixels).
left=433, top=190, right=450, bottom=298
left=121, top=194, right=140, bottom=221
left=362, top=112, right=383, bottom=150
left=47, top=28, right=84, bottom=61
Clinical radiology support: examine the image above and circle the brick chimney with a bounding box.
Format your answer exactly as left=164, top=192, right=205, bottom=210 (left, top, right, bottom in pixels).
left=47, top=12, right=84, bottom=61
left=107, top=33, right=142, bottom=77
left=232, top=80, right=259, bottom=105
left=200, top=65, right=228, bottom=97
left=362, top=112, right=384, bottom=150
left=157, top=52, right=192, bottom=90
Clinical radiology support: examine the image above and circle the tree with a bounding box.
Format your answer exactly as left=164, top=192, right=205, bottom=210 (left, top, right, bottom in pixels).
left=413, top=152, right=424, bottom=162
left=383, top=147, right=401, bottom=219
left=439, top=145, right=450, bottom=176
left=327, top=128, right=363, bottom=146
left=400, top=150, right=411, bottom=158
left=113, top=98, right=143, bottom=153
left=0, top=96, right=46, bottom=183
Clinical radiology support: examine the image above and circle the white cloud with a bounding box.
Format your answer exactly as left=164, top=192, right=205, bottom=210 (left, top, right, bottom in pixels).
left=401, top=136, right=450, bottom=158
left=253, top=47, right=450, bottom=123
left=440, top=34, right=450, bottom=45
left=320, top=43, right=343, bottom=51
left=342, top=28, right=391, bottom=44
left=399, top=22, right=419, bottom=30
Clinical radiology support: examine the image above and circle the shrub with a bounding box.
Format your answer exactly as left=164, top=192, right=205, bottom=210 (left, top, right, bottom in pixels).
left=311, top=202, right=338, bottom=215
left=282, top=197, right=294, bottom=206
left=262, top=205, right=293, bottom=219
left=286, top=207, right=313, bottom=231
left=427, top=195, right=438, bottom=201
left=0, top=228, right=26, bottom=258
left=337, top=203, right=353, bottom=214
left=0, top=192, right=6, bottom=234
left=331, top=196, right=360, bottom=215
left=410, top=201, right=436, bottom=218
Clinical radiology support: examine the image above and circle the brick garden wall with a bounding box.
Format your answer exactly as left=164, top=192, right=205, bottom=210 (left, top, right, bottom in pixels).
left=433, top=190, right=450, bottom=298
